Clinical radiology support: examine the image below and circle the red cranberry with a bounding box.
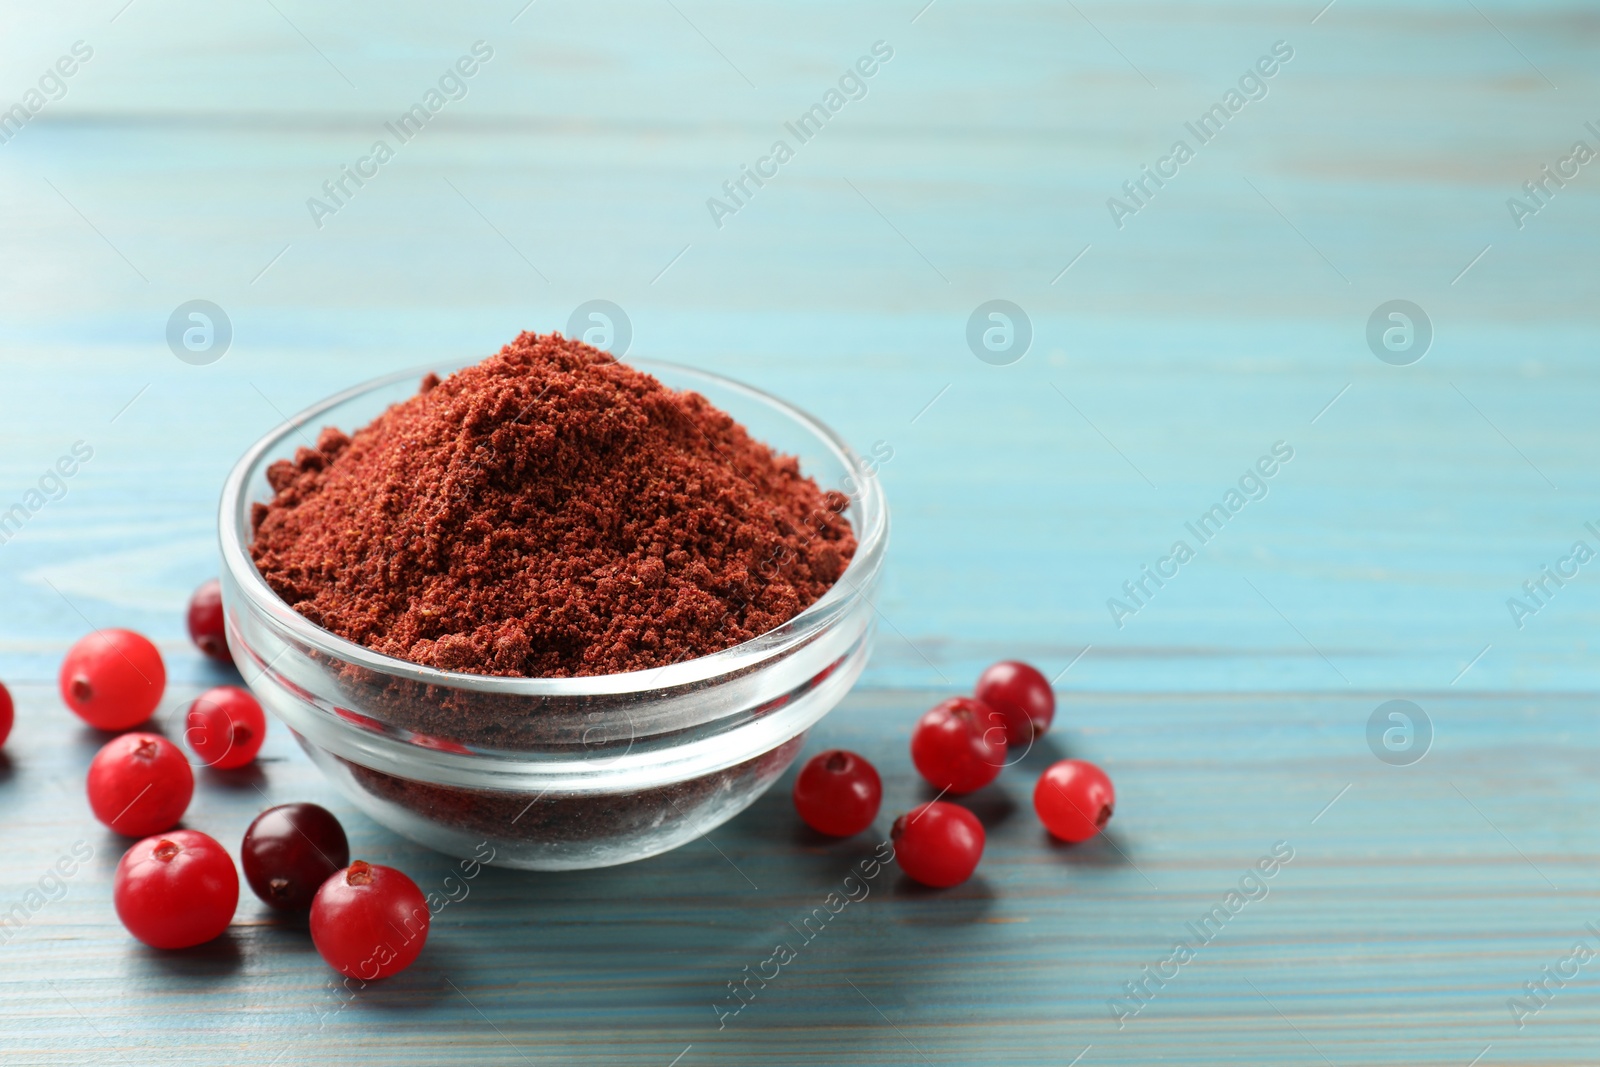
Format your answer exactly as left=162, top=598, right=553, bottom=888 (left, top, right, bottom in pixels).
left=0, top=680, right=12, bottom=748
left=410, top=731, right=472, bottom=755
left=114, top=829, right=238, bottom=948
left=1034, top=759, right=1114, bottom=843
left=909, top=697, right=1006, bottom=794
left=890, top=802, right=985, bottom=888
left=87, top=732, right=193, bottom=837
left=185, top=686, right=267, bottom=769
left=311, top=861, right=429, bottom=980
left=186, top=578, right=232, bottom=663
left=334, top=707, right=387, bottom=734
left=59, top=628, right=166, bottom=731
left=975, top=660, right=1055, bottom=746
left=242, top=803, right=350, bottom=911
left=793, top=749, right=882, bottom=836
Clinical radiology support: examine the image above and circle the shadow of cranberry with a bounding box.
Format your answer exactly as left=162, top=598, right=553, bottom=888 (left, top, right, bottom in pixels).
left=92, top=830, right=128, bottom=876
left=250, top=902, right=314, bottom=937
left=334, top=943, right=459, bottom=1015
left=914, top=780, right=1017, bottom=830
left=773, top=823, right=898, bottom=887
left=133, top=927, right=245, bottom=980
left=73, top=721, right=170, bottom=759
left=1013, top=732, right=1072, bottom=770
left=198, top=762, right=268, bottom=793
left=888, top=872, right=996, bottom=918
left=785, top=819, right=833, bottom=848
left=1043, top=827, right=1140, bottom=872
left=723, top=773, right=891, bottom=860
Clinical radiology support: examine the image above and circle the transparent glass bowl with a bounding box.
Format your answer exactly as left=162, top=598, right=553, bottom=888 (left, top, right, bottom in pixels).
left=218, top=358, right=887, bottom=870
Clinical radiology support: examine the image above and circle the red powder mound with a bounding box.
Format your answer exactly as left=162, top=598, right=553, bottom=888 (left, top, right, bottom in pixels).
left=249, top=332, right=856, bottom=677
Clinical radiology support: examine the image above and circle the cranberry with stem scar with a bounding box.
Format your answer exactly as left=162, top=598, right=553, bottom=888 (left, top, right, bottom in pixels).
left=1034, top=759, right=1115, bottom=843
left=185, top=686, right=267, bottom=769
left=186, top=578, right=232, bottom=663
left=311, top=861, right=429, bottom=980
left=975, top=660, right=1056, bottom=747
left=87, top=732, right=193, bottom=837
left=909, top=697, right=1006, bottom=795
left=890, top=802, right=985, bottom=888
left=59, top=629, right=166, bottom=731
left=793, top=749, right=882, bottom=837
left=114, top=829, right=238, bottom=949
left=242, top=803, right=349, bottom=911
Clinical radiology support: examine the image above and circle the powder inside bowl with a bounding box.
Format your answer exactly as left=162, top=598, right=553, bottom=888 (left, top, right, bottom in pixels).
left=249, top=332, right=857, bottom=677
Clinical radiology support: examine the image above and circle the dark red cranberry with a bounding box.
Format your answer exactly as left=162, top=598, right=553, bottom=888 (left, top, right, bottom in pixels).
left=187, top=578, right=232, bottom=663
left=241, top=803, right=350, bottom=911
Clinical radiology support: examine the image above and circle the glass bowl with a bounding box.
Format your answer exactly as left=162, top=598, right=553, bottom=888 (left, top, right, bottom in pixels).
left=217, top=358, right=887, bottom=870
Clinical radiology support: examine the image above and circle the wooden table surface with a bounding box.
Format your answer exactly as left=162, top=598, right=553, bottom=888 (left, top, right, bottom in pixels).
left=3, top=0, right=1598, bottom=1063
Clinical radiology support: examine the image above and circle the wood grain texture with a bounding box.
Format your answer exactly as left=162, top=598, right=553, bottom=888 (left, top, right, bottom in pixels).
left=1, top=0, right=1597, bottom=1062
left=7, top=685, right=1600, bottom=1066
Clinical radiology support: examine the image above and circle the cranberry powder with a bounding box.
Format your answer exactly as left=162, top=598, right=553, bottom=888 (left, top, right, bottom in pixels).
left=249, top=332, right=856, bottom=678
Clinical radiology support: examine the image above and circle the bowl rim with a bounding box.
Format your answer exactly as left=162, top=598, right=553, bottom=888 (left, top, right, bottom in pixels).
left=217, top=354, right=888, bottom=697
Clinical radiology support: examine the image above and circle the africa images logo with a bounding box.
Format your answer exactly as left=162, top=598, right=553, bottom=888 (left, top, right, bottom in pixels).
left=305, top=42, right=495, bottom=229
left=705, top=41, right=894, bottom=229
left=1105, top=41, right=1294, bottom=229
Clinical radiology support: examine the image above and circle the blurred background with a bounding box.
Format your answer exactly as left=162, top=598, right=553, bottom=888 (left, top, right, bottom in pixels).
left=0, top=0, right=1594, bottom=694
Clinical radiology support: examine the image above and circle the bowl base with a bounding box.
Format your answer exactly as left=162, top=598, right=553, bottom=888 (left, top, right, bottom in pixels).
left=298, top=732, right=807, bottom=870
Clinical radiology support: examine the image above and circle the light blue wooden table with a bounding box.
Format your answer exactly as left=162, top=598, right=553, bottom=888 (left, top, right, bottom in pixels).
left=2, top=0, right=1598, bottom=1063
